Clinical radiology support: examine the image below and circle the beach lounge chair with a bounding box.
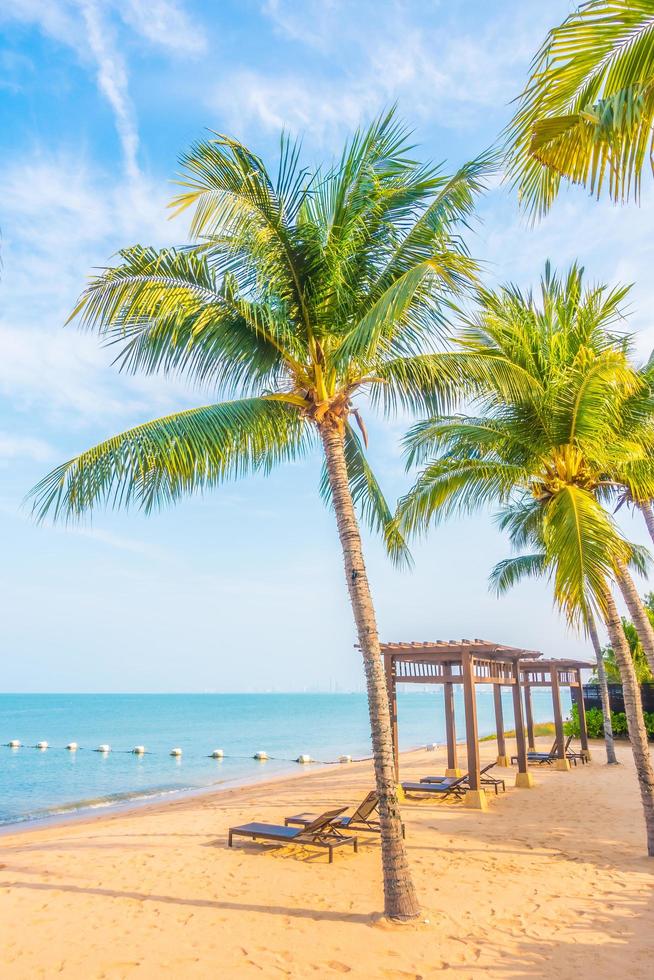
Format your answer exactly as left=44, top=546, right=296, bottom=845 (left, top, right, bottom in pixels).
left=284, top=791, right=406, bottom=838
left=511, top=736, right=578, bottom=766
left=228, top=807, right=358, bottom=863
left=401, top=773, right=468, bottom=800
left=420, top=763, right=506, bottom=795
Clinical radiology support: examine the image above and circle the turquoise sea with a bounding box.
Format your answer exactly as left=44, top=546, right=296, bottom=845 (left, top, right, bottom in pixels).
left=0, top=690, right=565, bottom=827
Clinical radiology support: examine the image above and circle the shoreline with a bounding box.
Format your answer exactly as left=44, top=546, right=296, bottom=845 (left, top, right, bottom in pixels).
left=0, top=743, right=425, bottom=839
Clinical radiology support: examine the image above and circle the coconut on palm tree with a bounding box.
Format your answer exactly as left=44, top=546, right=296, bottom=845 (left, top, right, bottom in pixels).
left=505, top=0, right=654, bottom=217
left=396, top=263, right=654, bottom=854
left=29, top=111, right=491, bottom=921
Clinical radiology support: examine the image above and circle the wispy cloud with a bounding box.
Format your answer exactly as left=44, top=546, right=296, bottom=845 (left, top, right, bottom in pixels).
left=229, top=0, right=558, bottom=145
left=0, top=151, right=197, bottom=425
left=118, top=0, right=206, bottom=55
left=1, top=0, right=205, bottom=179
left=78, top=0, right=140, bottom=181
left=0, top=432, right=54, bottom=463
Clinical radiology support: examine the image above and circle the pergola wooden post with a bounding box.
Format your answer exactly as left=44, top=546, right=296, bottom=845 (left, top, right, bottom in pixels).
left=520, top=659, right=592, bottom=770
left=385, top=656, right=400, bottom=782
left=443, top=681, right=461, bottom=777
left=461, top=651, right=486, bottom=809
left=493, top=684, right=509, bottom=766
left=524, top=683, right=536, bottom=751
left=550, top=665, right=570, bottom=771
left=576, top=668, right=591, bottom=761
left=381, top=639, right=544, bottom=808
left=511, top=659, right=534, bottom=788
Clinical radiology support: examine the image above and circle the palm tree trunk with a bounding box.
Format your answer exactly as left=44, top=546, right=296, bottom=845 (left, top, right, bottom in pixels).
left=638, top=500, right=654, bottom=544
left=615, top=559, right=654, bottom=675
left=602, top=584, right=654, bottom=856
left=587, top=615, right=618, bottom=765
left=320, top=420, right=420, bottom=921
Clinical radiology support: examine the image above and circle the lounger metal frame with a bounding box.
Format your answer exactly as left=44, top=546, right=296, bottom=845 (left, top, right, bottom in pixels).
left=228, top=807, right=358, bottom=863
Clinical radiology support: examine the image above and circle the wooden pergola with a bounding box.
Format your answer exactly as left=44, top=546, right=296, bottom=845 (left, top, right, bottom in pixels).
left=520, top=658, right=592, bottom=768
left=381, top=639, right=542, bottom=810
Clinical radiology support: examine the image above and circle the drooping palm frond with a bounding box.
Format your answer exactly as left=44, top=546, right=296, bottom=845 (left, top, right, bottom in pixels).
left=29, top=399, right=310, bottom=520
left=397, top=458, right=529, bottom=536
left=542, top=479, right=631, bottom=625
left=505, top=0, right=654, bottom=216
left=68, top=246, right=302, bottom=395
left=489, top=552, right=550, bottom=595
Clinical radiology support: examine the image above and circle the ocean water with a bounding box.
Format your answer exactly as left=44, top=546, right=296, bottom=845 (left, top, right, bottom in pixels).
left=0, top=690, right=565, bottom=827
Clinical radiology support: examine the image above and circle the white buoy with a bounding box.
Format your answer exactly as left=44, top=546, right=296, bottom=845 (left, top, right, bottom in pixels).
left=66, top=742, right=78, bottom=751
left=132, top=745, right=146, bottom=755
left=253, top=751, right=268, bottom=760
left=170, top=747, right=182, bottom=757
left=8, top=740, right=21, bottom=748
left=96, top=744, right=111, bottom=753
left=210, top=749, right=224, bottom=759
left=339, top=754, right=352, bottom=764
left=296, top=754, right=312, bottom=764
left=36, top=741, right=48, bottom=750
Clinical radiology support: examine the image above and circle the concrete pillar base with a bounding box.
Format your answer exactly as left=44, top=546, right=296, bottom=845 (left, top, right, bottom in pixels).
left=582, top=750, right=592, bottom=762
left=463, top=789, right=488, bottom=811
left=515, top=771, right=536, bottom=788
left=445, top=767, right=463, bottom=778
left=496, top=755, right=510, bottom=767
left=554, top=758, right=571, bottom=772
left=395, top=784, right=406, bottom=803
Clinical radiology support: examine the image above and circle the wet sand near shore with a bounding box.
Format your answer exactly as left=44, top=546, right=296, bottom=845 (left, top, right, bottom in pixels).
left=1, top=737, right=653, bottom=978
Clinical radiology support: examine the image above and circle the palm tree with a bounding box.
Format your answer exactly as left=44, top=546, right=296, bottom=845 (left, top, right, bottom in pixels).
left=399, top=264, right=654, bottom=667
left=505, top=0, right=654, bottom=217
left=29, top=112, right=491, bottom=921
left=396, top=263, right=654, bottom=853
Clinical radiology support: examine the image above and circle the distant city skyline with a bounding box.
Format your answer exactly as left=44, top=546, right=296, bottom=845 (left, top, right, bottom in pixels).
left=1, top=0, right=653, bottom=692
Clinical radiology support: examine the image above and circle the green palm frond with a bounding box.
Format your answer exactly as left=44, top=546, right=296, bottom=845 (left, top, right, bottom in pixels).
left=319, top=423, right=412, bottom=568
left=68, top=246, right=302, bottom=394
left=505, top=0, right=654, bottom=215
left=489, top=552, right=550, bottom=595
left=397, top=458, right=528, bottom=536
left=29, top=399, right=310, bottom=521
left=542, top=485, right=630, bottom=625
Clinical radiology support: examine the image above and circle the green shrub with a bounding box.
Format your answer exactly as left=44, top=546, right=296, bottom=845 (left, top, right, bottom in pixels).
left=611, top=712, right=628, bottom=736
left=563, top=703, right=654, bottom=740
left=564, top=703, right=603, bottom=738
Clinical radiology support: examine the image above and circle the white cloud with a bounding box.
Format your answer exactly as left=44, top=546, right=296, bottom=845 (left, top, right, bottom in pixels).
left=0, top=433, right=54, bottom=463
left=0, top=152, right=198, bottom=425
left=78, top=0, right=140, bottom=181
left=118, top=0, right=206, bottom=55
left=1, top=0, right=205, bottom=178
left=236, top=1, right=562, bottom=144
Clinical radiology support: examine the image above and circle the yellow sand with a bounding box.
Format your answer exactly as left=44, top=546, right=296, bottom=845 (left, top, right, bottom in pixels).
left=1, top=737, right=653, bottom=979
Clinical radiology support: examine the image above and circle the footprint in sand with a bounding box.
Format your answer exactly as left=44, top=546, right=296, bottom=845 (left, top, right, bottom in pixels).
left=326, top=961, right=352, bottom=973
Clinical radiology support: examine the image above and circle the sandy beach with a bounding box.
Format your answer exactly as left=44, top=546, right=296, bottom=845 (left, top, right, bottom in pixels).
left=1, top=736, right=653, bottom=979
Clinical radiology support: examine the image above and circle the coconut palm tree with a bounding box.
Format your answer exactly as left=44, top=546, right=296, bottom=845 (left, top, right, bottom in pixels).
left=396, top=263, right=654, bottom=853
left=505, top=0, right=654, bottom=218
left=398, top=264, right=654, bottom=666
left=29, top=112, right=491, bottom=921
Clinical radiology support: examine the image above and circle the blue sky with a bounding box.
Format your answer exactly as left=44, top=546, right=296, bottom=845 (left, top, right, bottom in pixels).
left=1, top=0, right=653, bottom=693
